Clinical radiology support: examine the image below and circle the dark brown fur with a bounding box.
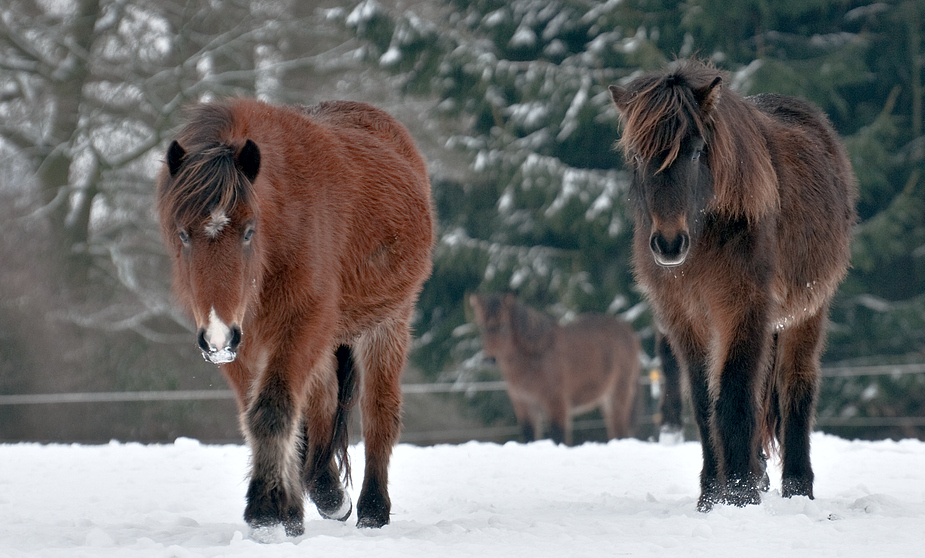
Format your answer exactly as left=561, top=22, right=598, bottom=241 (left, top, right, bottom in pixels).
left=610, top=60, right=857, bottom=511
left=157, top=98, right=434, bottom=534
left=470, top=293, right=640, bottom=445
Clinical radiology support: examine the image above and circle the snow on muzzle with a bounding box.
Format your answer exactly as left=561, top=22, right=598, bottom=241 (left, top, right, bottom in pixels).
left=197, top=308, right=242, bottom=364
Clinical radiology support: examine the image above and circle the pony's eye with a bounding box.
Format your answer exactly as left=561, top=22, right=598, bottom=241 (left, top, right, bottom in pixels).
left=243, top=228, right=255, bottom=243
left=692, top=148, right=702, bottom=161
left=178, top=230, right=190, bottom=245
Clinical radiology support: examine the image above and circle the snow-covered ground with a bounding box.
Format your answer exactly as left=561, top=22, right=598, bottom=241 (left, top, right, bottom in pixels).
left=1, top=433, right=922, bottom=557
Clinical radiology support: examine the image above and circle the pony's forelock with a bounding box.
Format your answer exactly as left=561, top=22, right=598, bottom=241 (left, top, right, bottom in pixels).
left=617, top=61, right=780, bottom=222
left=617, top=69, right=710, bottom=173
left=161, top=143, right=256, bottom=232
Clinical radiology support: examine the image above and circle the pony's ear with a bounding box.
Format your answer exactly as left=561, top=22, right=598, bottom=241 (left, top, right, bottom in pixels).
left=695, top=76, right=722, bottom=115
left=609, top=85, right=630, bottom=113
left=167, top=140, right=186, bottom=177
left=236, top=139, right=261, bottom=182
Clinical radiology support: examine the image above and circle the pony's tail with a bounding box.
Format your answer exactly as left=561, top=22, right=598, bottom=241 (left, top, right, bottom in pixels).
left=332, top=344, right=358, bottom=486
left=308, top=345, right=358, bottom=488
left=759, top=336, right=781, bottom=460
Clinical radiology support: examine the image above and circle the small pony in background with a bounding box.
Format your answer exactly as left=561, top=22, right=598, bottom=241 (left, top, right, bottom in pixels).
left=469, top=293, right=640, bottom=445
left=610, top=60, right=856, bottom=511
left=157, top=98, right=434, bottom=536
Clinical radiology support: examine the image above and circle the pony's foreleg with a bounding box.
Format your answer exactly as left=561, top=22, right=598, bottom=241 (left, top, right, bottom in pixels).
left=243, top=366, right=307, bottom=538
left=355, top=318, right=408, bottom=528
left=774, top=309, right=826, bottom=500
left=712, top=306, right=772, bottom=508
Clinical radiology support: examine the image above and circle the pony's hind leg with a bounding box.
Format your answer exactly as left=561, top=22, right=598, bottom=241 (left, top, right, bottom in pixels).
left=546, top=398, right=571, bottom=445
left=678, top=336, right=722, bottom=512
left=301, top=347, right=354, bottom=522
left=355, top=318, right=409, bottom=528
left=509, top=395, right=538, bottom=442
left=656, top=332, right=684, bottom=443
left=601, top=389, right=632, bottom=440
left=774, top=310, right=826, bottom=499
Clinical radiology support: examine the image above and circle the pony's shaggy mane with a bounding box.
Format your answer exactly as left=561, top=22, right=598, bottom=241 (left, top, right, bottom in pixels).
left=159, top=103, right=257, bottom=230
left=616, top=64, right=710, bottom=173
left=616, top=60, right=780, bottom=222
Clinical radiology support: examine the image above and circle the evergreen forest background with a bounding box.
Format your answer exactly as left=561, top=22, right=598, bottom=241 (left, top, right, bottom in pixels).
left=1, top=0, right=923, bottom=443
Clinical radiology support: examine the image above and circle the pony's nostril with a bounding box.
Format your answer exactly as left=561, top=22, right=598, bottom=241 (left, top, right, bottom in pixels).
left=651, top=233, right=666, bottom=256
left=678, top=232, right=690, bottom=254
left=197, top=329, right=211, bottom=353
left=229, top=325, right=242, bottom=351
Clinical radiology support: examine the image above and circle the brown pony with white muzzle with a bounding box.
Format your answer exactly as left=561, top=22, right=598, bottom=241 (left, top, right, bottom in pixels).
left=156, top=98, right=434, bottom=537
left=610, top=60, right=857, bottom=511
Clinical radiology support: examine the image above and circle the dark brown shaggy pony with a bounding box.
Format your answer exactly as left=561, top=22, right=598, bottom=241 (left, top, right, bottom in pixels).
left=469, top=293, right=640, bottom=445
left=156, top=98, right=434, bottom=536
left=610, top=60, right=857, bottom=511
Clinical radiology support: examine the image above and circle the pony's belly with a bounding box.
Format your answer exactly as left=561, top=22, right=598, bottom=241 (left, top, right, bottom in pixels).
left=770, top=290, right=828, bottom=332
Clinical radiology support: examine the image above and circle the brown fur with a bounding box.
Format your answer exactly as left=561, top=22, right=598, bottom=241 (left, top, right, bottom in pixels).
left=610, top=60, right=857, bottom=511
left=156, top=98, right=434, bottom=534
left=470, top=293, right=640, bottom=445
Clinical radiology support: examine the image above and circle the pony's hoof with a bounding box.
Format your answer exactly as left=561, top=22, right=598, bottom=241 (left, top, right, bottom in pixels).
left=696, top=494, right=715, bottom=513
left=248, top=522, right=287, bottom=544
left=781, top=477, right=814, bottom=499
left=723, top=483, right=761, bottom=507
left=317, top=495, right=352, bottom=521
left=356, top=486, right=390, bottom=528
left=697, top=480, right=721, bottom=512
left=356, top=513, right=389, bottom=529
left=284, top=518, right=305, bottom=537
left=246, top=517, right=304, bottom=541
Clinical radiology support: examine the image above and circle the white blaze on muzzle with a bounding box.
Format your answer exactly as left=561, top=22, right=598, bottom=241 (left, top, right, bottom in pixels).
left=203, top=307, right=236, bottom=364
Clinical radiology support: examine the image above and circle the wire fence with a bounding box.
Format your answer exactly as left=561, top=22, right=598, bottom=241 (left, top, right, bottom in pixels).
left=3, top=363, right=923, bottom=406
left=1, top=362, right=923, bottom=441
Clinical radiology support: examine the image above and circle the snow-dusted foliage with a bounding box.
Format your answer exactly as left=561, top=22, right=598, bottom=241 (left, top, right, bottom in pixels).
left=337, top=1, right=925, bottom=423
left=333, top=0, right=677, bottom=377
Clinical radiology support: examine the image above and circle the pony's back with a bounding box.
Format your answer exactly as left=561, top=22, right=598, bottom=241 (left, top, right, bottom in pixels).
left=304, top=101, right=428, bottom=182
left=751, top=92, right=857, bottom=225
left=558, top=314, right=639, bottom=410
left=565, top=313, right=638, bottom=357
left=507, top=298, right=557, bottom=356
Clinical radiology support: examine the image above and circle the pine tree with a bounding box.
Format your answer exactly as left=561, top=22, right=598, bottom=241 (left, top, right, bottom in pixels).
left=337, top=0, right=677, bottom=381
left=339, top=0, right=923, bottom=437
